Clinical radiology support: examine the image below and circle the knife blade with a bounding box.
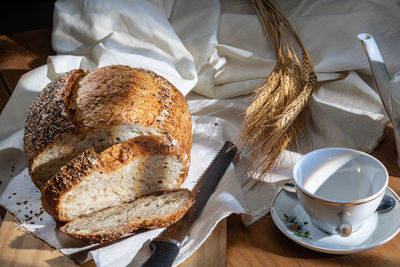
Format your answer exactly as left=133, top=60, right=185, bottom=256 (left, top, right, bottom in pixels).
left=141, top=141, right=237, bottom=267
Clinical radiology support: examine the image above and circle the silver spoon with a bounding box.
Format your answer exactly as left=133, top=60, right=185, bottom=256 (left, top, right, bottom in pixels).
left=283, top=182, right=395, bottom=212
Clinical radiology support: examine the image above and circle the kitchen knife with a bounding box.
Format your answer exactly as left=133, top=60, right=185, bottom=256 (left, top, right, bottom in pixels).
left=141, top=141, right=237, bottom=267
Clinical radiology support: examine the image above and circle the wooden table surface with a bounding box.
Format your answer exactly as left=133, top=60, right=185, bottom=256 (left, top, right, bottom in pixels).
left=0, top=28, right=400, bottom=267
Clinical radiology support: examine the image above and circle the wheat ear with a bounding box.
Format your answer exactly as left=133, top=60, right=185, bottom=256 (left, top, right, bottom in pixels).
left=237, top=0, right=317, bottom=182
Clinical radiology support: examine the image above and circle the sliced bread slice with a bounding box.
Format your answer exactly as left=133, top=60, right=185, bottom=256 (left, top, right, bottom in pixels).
left=60, top=189, right=194, bottom=244
left=41, top=136, right=188, bottom=222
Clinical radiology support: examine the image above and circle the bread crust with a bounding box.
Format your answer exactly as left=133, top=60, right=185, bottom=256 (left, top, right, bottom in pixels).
left=41, top=136, right=182, bottom=222
left=60, top=189, right=195, bottom=244
left=24, top=65, right=192, bottom=189
left=23, top=69, right=85, bottom=188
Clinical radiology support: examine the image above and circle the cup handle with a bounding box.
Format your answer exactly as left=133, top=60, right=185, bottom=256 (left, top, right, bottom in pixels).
left=337, top=212, right=352, bottom=237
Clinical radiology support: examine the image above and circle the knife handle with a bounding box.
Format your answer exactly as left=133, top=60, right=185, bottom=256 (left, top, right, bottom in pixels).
left=142, top=239, right=180, bottom=267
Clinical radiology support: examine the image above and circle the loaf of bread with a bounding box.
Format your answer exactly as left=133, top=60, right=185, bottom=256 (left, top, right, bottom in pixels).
left=23, top=64, right=193, bottom=235
left=60, top=189, right=194, bottom=244
left=24, top=65, right=192, bottom=189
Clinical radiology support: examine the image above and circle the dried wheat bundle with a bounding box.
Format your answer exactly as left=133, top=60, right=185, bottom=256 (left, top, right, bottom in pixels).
left=237, top=0, right=317, bottom=181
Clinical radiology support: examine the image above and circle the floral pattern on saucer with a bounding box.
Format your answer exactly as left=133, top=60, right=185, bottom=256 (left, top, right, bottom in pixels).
left=283, top=213, right=311, bottom=239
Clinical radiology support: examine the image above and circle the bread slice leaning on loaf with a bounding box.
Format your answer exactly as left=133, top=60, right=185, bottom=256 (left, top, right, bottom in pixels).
left=60, top=189, right=194, bottom=244
left=24, top=65, right=192, bottom=189
left=41, top=136, right=188, bottom=222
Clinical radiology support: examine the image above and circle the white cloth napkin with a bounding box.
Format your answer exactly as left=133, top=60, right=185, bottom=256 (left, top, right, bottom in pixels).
left=1, top=0, right=400, bottom=266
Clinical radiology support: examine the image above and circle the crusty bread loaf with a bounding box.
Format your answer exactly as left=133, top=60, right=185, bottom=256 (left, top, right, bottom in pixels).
left=60, top=189, right=194, bottom=244
left=41, top=136, right=188, bottom=222
left=24, top=65, right=192, bottom=189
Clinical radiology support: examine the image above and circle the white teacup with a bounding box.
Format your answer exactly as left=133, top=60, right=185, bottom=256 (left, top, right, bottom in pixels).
left=293, top=148, right=388, bottom=237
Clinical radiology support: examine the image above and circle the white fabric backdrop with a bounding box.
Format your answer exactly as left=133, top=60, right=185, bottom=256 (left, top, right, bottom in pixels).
left=0, top=0, right=399, bottom=266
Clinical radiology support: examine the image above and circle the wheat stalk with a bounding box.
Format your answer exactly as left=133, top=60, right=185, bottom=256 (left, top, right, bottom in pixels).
left=237, top=0, right=317, bottom=182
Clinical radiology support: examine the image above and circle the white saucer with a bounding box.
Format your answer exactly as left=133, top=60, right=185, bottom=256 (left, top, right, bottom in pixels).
left=270, top=187, right=400, bottom=254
